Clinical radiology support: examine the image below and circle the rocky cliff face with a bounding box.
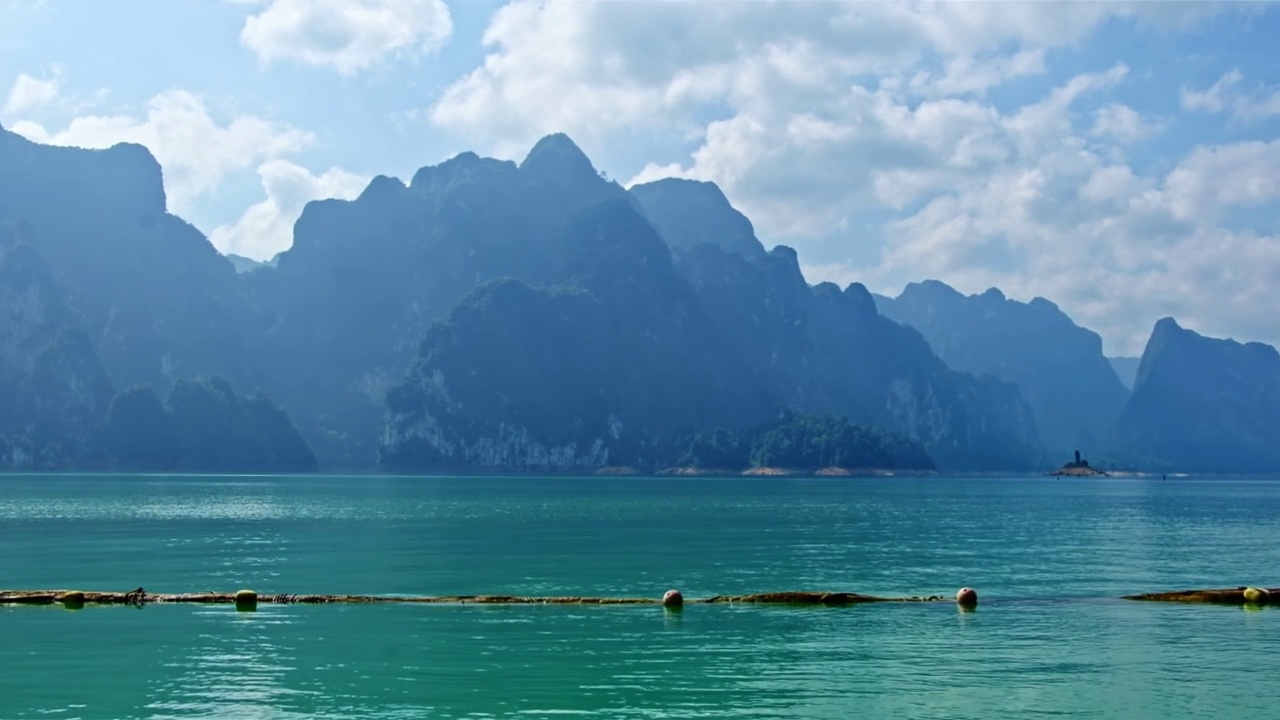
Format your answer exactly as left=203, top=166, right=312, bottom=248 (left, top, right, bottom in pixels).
left=1112, top=318, right=1280, bottom=473
left=876, top=280, right=1127, bottom=455
left=381, top=200, right=763, bottom=471
left=0, top=222, right=68, bottom=387
left=674, top=246, right=1042, bottom=470
left=0, top=127, right=315, bottom=471
left=0, top=126, right=1059, bottom=473
left=382, top=166, right=1043, bottom=472
left=0, top=223, right=112, bottom=468
left=630, top=178, right=766, bottom=260
left=0, top=124, right=258, bottom=396
left=252, top=134, right=637, bottom=466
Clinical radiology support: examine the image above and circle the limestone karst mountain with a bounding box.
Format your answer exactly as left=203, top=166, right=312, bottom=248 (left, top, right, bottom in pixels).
left=1112, top=318, right=1280, bottom=473
left=876, top=280, right=1128, bottom=457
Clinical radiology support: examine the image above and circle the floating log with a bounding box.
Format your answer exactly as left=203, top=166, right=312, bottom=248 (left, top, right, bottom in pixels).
left=703, top=591, right=946, bottom=605
left=1122, top=587, right=1279, bottom=604
left=5, top=586, right=1273, bottom=609
left=0, top=589, right=947, bottom=607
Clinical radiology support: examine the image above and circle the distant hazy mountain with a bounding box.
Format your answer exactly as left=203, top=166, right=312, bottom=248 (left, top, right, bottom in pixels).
left=630, top=178, right=766, bottom=260
left=103, top=377, right=315, bottom=473
left=250, top=133, right=639, bottom=466
left=382, top=154, right=1042, bottom=472
left=0, top=123, right=261, bottom=396
left=0, top=124, right=313, bottom=472
left=34, top=119, right=1279, bottom=475
left=1113, top=318, right=1280, bottom=473
left=1108, top=356, right=1141, bottom=389
left=0, top=222, right=112, bottom=469
left=876, top=280, right=1128, bottom=456
left=225, top=253, right=277, bottom=274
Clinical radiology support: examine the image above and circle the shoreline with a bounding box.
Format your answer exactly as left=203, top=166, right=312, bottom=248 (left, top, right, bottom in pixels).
left=0, top=468, right=1266, bottom=480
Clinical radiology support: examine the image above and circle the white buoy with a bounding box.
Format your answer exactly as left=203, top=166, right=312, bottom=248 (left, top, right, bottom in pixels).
left=956, top=587, right=978, bottom=608
left=662, top=589, right=684, bottom=609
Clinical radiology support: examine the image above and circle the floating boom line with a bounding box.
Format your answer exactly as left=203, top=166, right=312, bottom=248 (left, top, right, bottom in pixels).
left=0, top=586, right=1274, bottom=610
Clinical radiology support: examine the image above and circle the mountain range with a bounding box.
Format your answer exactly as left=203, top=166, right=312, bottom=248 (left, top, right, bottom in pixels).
left=1, top=123, right=1275, bottom=475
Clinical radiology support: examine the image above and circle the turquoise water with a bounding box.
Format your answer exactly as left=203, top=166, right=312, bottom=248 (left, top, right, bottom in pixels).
left=1, top=474, right=1277, bottom=718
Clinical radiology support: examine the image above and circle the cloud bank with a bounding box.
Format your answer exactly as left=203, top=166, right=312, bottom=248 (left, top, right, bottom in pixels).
left=429, top=1, right=1273, bottom=355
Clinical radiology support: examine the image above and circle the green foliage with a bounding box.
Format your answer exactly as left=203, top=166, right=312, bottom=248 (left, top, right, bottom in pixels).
left=11, top=329, right=113, bottom=469
left=103, top=376, right=317, bottom=472
left=103, top=385, right=178, bottom=470
left=380, top=201, right=766, bottom=471
left=167, top=376, right=318, bottom=472
left=676, top=413, right=935, bottom=471
left=0, top=432, right=33, bottom=469
left=676, top=428, right=747, bottom=468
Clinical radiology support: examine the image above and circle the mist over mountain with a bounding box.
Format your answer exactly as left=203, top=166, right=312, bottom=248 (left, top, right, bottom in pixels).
left=227, top=254, right=277, bottom=274
left=0, top=124, right=261, bottom=396
left=1108, top=357, right=1141, bottom=390
left=0, top=124, right=313, bottom=472
left=5, top=122, right=1279, bottom=474
left=876, top=281, right=1128, bottom=457
left=248, top=133, right=639, bottom=466
left=1112, top=319, right=1280, bottom=473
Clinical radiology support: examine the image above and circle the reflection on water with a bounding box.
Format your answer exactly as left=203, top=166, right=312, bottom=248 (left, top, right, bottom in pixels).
left=1, top=474, right=1278, bottom=718
left=147, top=609, right=311, bottom=719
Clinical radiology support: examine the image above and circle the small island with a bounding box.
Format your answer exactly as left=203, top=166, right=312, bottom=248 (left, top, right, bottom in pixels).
left=1048, top=450, right=1109, bottom=477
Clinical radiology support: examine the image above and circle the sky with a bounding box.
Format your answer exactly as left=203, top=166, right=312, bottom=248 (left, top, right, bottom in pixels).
left=1, top=0, right=1278, bottom=356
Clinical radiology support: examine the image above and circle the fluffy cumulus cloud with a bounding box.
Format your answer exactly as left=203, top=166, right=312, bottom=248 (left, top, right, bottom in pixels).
left=8, top=90, right=314, bottom=213
left=210, top=159, right=369, bottom=259
left=1, top=72, right=60, bottom=116
left=239, top=0, right=453, bottom=75
left=429, top=0, right=1280, bottom=354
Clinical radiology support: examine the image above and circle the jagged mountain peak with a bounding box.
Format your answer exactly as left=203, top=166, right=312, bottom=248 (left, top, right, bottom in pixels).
left=409, top=151, right=517, bottom=191
left=629, top=177, right=766, bottom=260
left=879, top=276, right=1127, bottom=454
left=1117, top=318, right=1280, bottom=472
left=520, top=133, right=598, bottom=181
left=900, top=279, right=965, bottom=301
left=1151, top=316, right=1182, bottom=337
left=0, top=127, right=168, bottom=219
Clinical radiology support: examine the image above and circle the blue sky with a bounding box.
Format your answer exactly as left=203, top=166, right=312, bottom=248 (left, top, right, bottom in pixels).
left=2, top=1, right=1278, bottom=355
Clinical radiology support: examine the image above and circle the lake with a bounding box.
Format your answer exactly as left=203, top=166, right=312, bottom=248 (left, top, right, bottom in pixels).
left=1, top=474, right=1277, bottom=718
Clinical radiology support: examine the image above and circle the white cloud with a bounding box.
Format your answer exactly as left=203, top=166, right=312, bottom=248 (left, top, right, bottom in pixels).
left=868, top=126, right=1280, bottom=355
left=239, top=0, right=453, bottom=75
left=2, top=71, right=60, bottom=116
left=210, top=159, right=369, bottom=260
left=907, top=49, right=1046, bottom=97
left=423, top=0, right=1267, bottom=355
left=1181, top=70, right=1241, bottom=113
left=1164, top=140, right=1280, bottom=223
left=1182, top=70, right=1280, bottom=122
left=430, top=1, right=1208, bottom=151
left=1091, top=103, right=1165, bottom=143
left=10, top=90, right=314, bottom=213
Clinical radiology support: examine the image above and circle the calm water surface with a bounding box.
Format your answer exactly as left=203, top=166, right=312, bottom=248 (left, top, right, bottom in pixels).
left=1, top=474, right=1277, bottom=718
